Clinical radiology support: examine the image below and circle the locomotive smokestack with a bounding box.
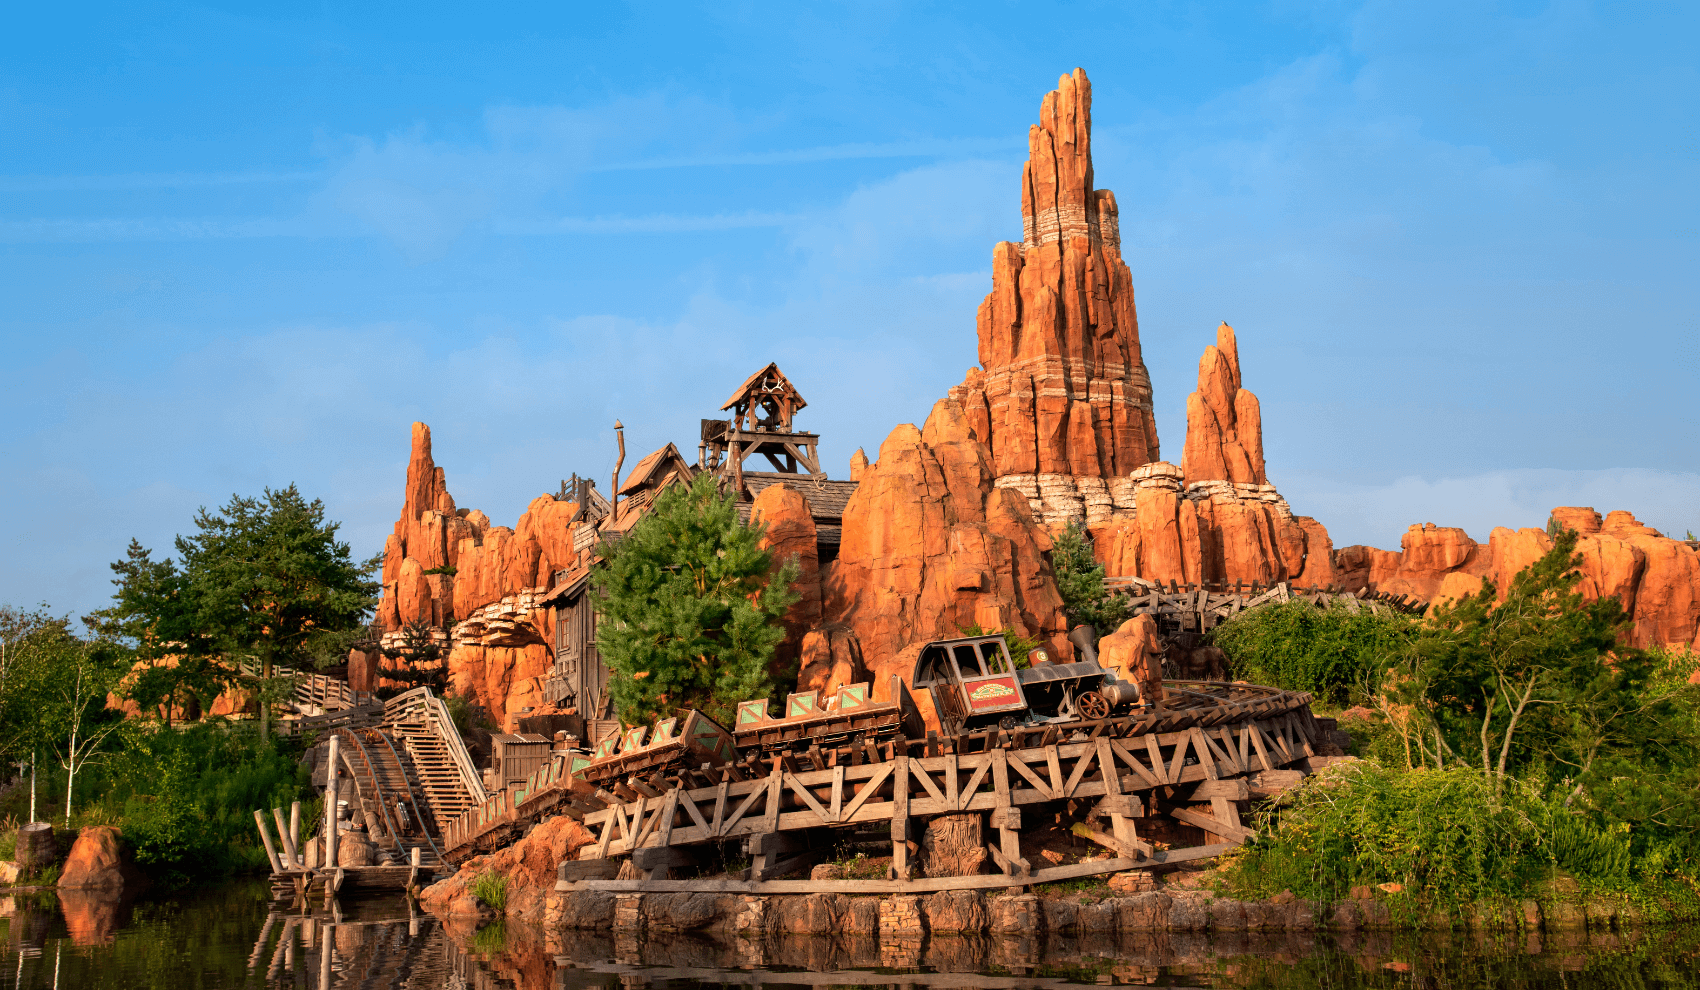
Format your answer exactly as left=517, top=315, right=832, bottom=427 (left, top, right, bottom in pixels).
left=1068, top=625, right=1099, bottom=665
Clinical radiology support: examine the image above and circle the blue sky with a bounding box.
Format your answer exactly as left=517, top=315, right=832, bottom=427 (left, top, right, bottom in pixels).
left=3, top=1, right=1696, bottom=617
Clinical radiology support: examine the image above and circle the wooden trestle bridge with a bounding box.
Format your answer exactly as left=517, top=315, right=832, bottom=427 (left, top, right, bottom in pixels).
left=441, top=678, right=1323, bottom=894
left=254, top=682, right=487, bottom=898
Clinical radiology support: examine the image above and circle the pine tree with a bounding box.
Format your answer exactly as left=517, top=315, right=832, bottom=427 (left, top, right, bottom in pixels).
left=375, top=621, right=449, bottom=700
left=1051, top=522, right=1128, bottom=637
left=591, top=473, right=800, bottom=726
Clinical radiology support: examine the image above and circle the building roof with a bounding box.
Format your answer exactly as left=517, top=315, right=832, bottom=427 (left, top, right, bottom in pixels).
left=617, top=442, right=695, bottom=496
left=720, top=362, right=807, bottom=413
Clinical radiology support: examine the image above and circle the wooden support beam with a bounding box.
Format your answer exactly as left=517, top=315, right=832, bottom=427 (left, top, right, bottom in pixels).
left=1169, top=805, right=1255, bottom=844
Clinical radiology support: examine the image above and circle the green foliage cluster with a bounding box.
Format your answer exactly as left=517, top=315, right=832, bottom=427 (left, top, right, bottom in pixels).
left=1050, top=523, right=1128, bottom=637
left=0, top=481, right=362, bottom=883
left=1212, top=597, right=1417, bottom=703
left=592, top=473, right=799, bottom=726
left=95, top=722, right=310, bottom=880
left=470, top=870, right=508, bottom=911
left=1220, top=762, right=1697, bottom=915
left=1221, top=531, right=1700, bottom=909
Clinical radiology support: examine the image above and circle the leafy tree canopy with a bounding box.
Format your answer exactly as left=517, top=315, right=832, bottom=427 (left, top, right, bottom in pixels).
left=86, top=485, right=379, bottom=732
left=592, top=473, right=799, bottom=726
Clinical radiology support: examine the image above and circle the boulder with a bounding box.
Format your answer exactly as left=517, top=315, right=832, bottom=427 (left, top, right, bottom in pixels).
left=824, top=401, right=1069, bottom=691
left=57, top=827, right=145, bottom=892
left=796, top=624, right=868, bottom=696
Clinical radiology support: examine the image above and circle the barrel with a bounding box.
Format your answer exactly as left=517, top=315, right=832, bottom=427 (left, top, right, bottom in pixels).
left=16, top=823, right=55, bottom=870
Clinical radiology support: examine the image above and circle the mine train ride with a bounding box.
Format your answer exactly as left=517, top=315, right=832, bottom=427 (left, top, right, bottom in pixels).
left=442, top=630, right=1314, bottom=859
left=556, top=628, right=1176, bottom=789
left=912, top=629, right=1158, bottom=737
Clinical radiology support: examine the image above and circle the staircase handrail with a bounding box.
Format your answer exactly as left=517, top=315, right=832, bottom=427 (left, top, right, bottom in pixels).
left=381, top=687, right=488, bottom=804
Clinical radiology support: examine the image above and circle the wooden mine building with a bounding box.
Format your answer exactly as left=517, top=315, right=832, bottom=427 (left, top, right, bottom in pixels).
left=540, top=363, right=858, bottom=721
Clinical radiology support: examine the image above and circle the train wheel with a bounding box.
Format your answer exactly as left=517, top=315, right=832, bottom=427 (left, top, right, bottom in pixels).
left=1077, top=691, right=1111, bottom=721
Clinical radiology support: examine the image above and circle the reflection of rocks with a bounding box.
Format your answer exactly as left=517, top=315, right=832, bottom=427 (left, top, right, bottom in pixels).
left=58, top=888, right=136, bottom=946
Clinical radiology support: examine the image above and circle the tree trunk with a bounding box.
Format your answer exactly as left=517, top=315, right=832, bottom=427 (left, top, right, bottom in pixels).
left=918, top=813, right=988, bottom=878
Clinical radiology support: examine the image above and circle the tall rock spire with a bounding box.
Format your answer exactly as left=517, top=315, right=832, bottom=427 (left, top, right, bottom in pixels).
left=1182, top=323, right=1267, bottom=486
left=950, top=68, right=1159, bottom=527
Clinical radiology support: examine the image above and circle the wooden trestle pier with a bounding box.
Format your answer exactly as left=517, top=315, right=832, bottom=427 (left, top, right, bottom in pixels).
left=443, top=680, right=1322, bottom=894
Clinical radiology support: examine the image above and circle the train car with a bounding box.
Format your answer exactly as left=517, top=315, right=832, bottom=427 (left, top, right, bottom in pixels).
left=910, top=634, right=1145, bottom=737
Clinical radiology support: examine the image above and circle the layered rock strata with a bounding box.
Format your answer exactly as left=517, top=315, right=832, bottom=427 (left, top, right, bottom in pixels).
left=1336, top=508, right=1700, bottom=650
left=947, top=68, right=1160, bottom=527
left=1088, top=332, right=1335, bottom=589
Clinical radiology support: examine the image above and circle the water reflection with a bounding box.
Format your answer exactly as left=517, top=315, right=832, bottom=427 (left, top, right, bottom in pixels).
left=0, top=884, right=1698, bottom=989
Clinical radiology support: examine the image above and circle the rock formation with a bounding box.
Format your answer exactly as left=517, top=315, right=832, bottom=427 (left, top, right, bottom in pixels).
left=372, top=423, right=579, bottom=725
left=822, top=397, right=1069, bottom=694
left=751, top=482, right=822, bottom=677
left=1087, top=327, right=1335, bottom=589
left=1336, top=508, right=1700, bottom=650
left=947, top=68, right=1160, bottom=529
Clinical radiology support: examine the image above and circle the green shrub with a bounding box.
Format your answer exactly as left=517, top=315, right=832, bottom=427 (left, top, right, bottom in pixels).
left=1219, top=762, right=1694, bottom=912
left=1212, top=598, right=1416, bottom=702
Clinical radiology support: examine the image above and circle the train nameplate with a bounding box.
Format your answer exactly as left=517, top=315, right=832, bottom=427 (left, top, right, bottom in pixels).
left=964, top=675, right=1025, bottom=712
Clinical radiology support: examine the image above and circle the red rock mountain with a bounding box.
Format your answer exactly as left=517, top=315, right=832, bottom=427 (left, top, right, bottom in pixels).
left=949, top=68, right=1160, bottom=529
left=357, top=68, right=1699, bottom=730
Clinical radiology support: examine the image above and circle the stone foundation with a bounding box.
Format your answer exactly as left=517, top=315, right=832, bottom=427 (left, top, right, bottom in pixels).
left=545, top=887, right=1692, bottom=936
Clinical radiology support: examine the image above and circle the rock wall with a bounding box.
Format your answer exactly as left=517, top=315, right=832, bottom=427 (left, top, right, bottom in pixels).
left=751, top=483, right=822, bottom=680
left=372, top=423, right=576, bottom=724
left=947, top=68, right=1160, bottom=529
left=823, top=398, right=1069, bottom=693
left=1335, top=508, right=1700, bottom=650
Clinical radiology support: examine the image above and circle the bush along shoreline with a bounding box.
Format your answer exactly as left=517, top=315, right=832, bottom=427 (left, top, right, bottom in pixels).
left=1200, top=528, right=1700, bottom=928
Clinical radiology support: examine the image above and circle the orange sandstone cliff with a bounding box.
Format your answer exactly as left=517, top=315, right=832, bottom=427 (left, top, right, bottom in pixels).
left=948, top=68, right=1160, bottom=529
left=1335, top=509, right=1700, bottom=651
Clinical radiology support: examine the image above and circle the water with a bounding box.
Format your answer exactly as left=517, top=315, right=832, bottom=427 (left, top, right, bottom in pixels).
left=1, top=883, right=1697, bottom=989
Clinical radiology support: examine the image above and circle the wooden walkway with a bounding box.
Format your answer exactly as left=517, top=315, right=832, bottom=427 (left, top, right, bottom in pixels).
left=256, top=685, right=486, bottom=899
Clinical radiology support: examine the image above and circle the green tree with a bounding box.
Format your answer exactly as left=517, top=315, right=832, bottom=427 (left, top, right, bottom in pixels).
left=93, top=486, right=379, bottom=738
left=592, top=473, right=799, bottom=726
left=1403, top=529, right=1637, bottom=793
left=1051, top=522, right=1128, bottom=637
left=375, top=621, right=449, bottom=700
left=83, top=541, right=228, bottom=725
left=1, top=629, right=127, bottom=825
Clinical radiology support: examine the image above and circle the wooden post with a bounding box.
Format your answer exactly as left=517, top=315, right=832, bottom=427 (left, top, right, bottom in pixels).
left=325, top=735, right=340, bottom=870
left=272, top=808, right=298, bottom=869
left=409, top=846, right=421, bottom=889
left=253, top=810, right=283, bottom=873
left=1096, top=738, right=1142, bottom=859
left=290, top=802, right=302, bottom=866
left=891, top=753, right=910, bottom=881
left=991, top=748, right=1025, bottom=892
